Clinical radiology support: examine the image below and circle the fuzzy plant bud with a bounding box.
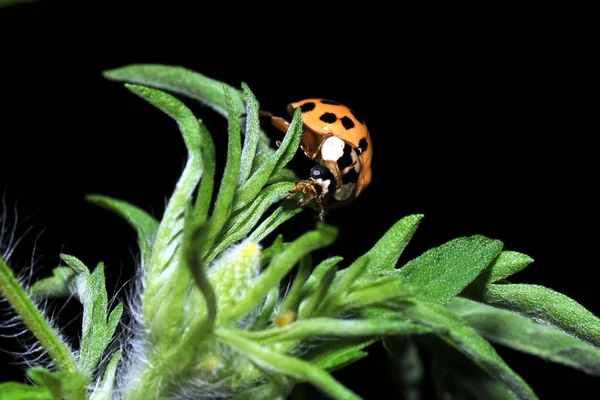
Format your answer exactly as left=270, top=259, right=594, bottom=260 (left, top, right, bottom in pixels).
left=208, top=240, right=261, bottom=326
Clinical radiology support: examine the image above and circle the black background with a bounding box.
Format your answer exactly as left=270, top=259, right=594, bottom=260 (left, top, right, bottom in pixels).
left=0, top=1, right=596, bottom=399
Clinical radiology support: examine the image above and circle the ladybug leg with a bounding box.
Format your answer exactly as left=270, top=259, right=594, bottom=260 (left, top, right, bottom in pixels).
left=287, top=181, right=317, bottom=202
left=259, top=110, right=290, bottom=134
left=300, top=130, right=321, bottom=160
left=287, top=181, right=327, bottom=221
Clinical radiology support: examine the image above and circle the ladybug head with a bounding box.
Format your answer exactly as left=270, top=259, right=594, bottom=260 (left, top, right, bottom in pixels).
left=308, top=165, right=337, bottom=202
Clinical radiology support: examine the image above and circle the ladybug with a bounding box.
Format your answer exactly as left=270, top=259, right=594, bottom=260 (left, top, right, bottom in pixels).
left=261, top=98, right=372, bottom=220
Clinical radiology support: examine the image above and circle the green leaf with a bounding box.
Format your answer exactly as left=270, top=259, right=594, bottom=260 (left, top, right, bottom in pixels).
left=29, top=267, right=75, bottom=299
left=0, top=382, right=54, bottom=400
left=27, top=367, right=88, bottom=399
left=227, top=223, right=338, bottom=324
left=267, top=167, right=298, bottom=184
left=473, top=251, right=534, bottom=285
left=303, top=339, right=374, bottom=372
left=447, top=297, right=600, bottom=376
left=339, top=276, right=414, bottom=313
left=209, top=182, right=296, bottom=260
left=278, top=255, right=312, bottom=315
left=61, top=255, right=123, bottom=373
left=429, top=348, right=520, bottom=400
left=107, top=303, right=123, bottom=344
left=85, top=195, right=159, bottom=266
left=466, top=283, right=600, bottom=349
left=0, top=255, right=78, bottom=373
left=399, top=300, right=538, bottom=399
left=298, top=262, right=338, bottom=319
left=203, top=87, right=242, bottom=252
left=124, top=84, right=203, bottom=321
left=104, top=64, right=245, bottom=116
left=85, top=195, right=158, bottom=244
left=363, top=214, right=424, bottom=277
left=240, top=317, right=432, bottom=343
left=103, top=64, right=296, bottom=183
left=216, top=328, right=361, bottom=400
left=300, top=256, right=344, bottom=300
left=250, top=286, right=280, bottom=330
left=397, top=235, right=503, bottom=305
left=59, top=254, right=89, bottom=275
left=193, top=119, right=216, bottom=225
left=232, top=107, right=303, bottom=212
left=316, top=256, right=370, bottom=317
left=90, top=350, right=122, bottom=400
left=248, top=203, right=303, bottom=243
left=238, top=82, right=261, bottom=184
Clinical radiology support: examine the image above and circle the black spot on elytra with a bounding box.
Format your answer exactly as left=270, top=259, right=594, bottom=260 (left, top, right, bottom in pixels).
left=358, top=138, right=368, bottom=153
left=341, top=116, right=355, bottom=130
left=320, top=112, right=337, bottom=124
left=299, top=102, right=316, bottom=112
left=350, top=109, right=364, bottom=124
left=342, top=167, right=359, bottom=184
left=337, top=145, right=354, bottom=170
left=321, top=99, right=341, bottom=105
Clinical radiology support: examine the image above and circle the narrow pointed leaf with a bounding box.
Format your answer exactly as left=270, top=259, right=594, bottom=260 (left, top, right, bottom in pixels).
left=193, top=119, right=216, bottom=225
left=90, top=350, right=122, bottom=400
left=78, top=264, right=108, bottom=372
left=60, top=254, right=89, bottom=275
left=397, top=235, right=503, bottom=305
left=29, top=267, right=75, bottom=299
left=106, top=302, right=124, bottom=341
left=298, top=265, right=337, bottom=319
left=232, top=108, right=303, bottom=212
left=301, top=256, right=344, bottom=299
left=248, top=204, right=303, bottom=244
left=124, top=84, right=203, bottom=305
left=104, top=64, right=245, bottom=116
left=103, top=64, right=296, bottom=181
left=210, top=182, right=295, bottom=258
left=466, top=283, right=600, bottom=349
left=363, top=214, right=424, bottom=277
left=279, top=255, right=312, bottom=315
left=251, top=286, right=280, bottom=330
left=85, top=195, right=159, bottom=246
left=238, top=82, right=261, bottom=183
left=340, top=277, right=414, bottom=312
left=217, top=328, right=361, bottom=400
left=448, top=297, right=600, bottom=376
left=400, top=300, right=538, bottom=399
left=203, top=87, right=242, bottom=251
left=472, top=251, right=534, bottom=286
left=306, top=339, right=375, bottom=372
left=240, top=318, right=432, bottom=343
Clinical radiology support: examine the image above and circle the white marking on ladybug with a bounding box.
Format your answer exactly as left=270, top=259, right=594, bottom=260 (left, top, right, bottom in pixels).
left=313, top=178, right=333, bottom=194
left=321, top=136, right=345, bottom=161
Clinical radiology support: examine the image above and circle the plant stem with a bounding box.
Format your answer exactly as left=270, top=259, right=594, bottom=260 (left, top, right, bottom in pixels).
left=0, top=256, right=78, bottom=374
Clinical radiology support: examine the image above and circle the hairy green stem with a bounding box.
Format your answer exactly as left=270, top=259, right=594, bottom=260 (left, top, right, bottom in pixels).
left=0, top=257, right=80, bottom=379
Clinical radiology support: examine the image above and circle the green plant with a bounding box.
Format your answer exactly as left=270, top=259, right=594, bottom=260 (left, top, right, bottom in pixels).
left=1, top=65, right=600, bottom=399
